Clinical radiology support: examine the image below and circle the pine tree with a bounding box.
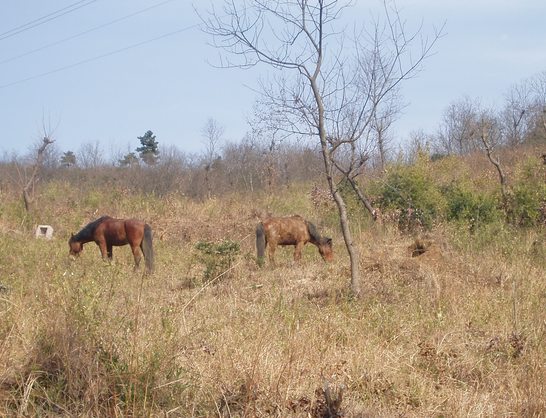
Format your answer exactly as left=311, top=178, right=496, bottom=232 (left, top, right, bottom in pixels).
left=60, top=150, right=76, bottom=167
left=136, top=130, right=159, bottom=165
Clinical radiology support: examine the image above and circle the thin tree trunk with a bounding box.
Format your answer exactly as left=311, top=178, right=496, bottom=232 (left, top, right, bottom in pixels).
left=205, top=166, right=212, bottom=199
left=310, top=77, right=361, bottom=296
left=480, top=128, right=507, bottom=202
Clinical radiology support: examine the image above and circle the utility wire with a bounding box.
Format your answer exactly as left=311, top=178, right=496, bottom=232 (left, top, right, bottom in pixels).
left=0, top=0, right=180, bottom=65
left=0, top=0, right=99, bottom=42
left=0, top=22, right=200, bottom=90
left=0, top=0, right=90, bottom=37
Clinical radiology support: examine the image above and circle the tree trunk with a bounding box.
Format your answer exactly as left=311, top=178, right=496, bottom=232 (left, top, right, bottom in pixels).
left=311, top=78, right=362, bottom=296
left=205, top=165, right=212, bottom=199
left=480, top=128, right=507, bottom=204
left=331, top=183, right=361, bottom=295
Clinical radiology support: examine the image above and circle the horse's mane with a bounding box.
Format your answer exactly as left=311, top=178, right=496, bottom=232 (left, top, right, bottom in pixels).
left=306, top=221, right=323, bottom=243
left=73, top=216, right=112, bottom=241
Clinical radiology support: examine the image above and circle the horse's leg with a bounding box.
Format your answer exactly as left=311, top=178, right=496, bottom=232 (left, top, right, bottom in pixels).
left=98, top=240, right=108, bottom=260
left=268, top=242, right=277, bottom=265
left=294, top=242, right=304, bottom=262
left=131, top=243, right=142, bottom=270
left=107, top=244, right=113, bottom=260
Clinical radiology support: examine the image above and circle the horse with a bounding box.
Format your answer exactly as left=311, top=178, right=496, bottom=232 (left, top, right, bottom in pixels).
left=68, top=216, right=154, bottom=273
left=255, top=215, right=333, bottom=265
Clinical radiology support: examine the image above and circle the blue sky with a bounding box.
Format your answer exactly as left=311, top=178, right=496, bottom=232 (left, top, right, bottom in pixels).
left=0, top=0, right=544, bottom=158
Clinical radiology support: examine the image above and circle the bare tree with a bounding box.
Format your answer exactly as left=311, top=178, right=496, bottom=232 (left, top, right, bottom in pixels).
left=501, top=79, right=533, bottom=146
left=78, top=141, right=104, bottom=169
left=407, top=129, right=434, bottom=162
left=528, top=71, right=546, bottom=142
left=247, top=101, right=292, bottom=190
left=200, top=0, right=441, bottom=296
left=22, top=136, right=55, bottom=212
left=223, top=137, right=261, bottom=192
left=478, top=116, right=507, bottom=202
left=435, top=97, right=482, bottom=155
left=201, top=118, right=224, bottom=198
left=371, top=104, right=397, bottom=171
left=498, top=71, right=546, bottom=146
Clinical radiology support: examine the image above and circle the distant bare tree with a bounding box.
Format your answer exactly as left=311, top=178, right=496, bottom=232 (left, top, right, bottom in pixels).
left=222, top=137, right=253, bottom=192
left=406, top=129, right=434, bottom=162
left=436, top=97, right=481, bottom=155
left=78, top=141, right=104, bottom=169
left=498, top=71, right=546, bottom=146
left=528, top=71, right=546, bottom=142
left=371, top=104, right=398, bottom=171
left=22, top=136, right=54, bottom=212
left=501, top=79, right=533, bottom=146
left=201, top=118, right=224, bottom=198
left=150, top=145, right=189, bottom=195
left=363, top=44, right=405, bottom=171
left=247, top=102, right=292, bottom=190
left=201, top=0, right=442, bottom=296
left=473, top=110, right=508, bottom=207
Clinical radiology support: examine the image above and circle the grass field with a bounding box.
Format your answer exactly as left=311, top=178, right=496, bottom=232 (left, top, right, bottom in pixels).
left=0, top=180, right=545, bottom=417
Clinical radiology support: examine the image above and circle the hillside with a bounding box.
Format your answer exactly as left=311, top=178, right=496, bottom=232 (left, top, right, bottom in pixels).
left=0, top=148, right=545, bottom=417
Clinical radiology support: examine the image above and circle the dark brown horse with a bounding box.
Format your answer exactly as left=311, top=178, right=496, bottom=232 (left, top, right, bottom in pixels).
left=68, top=216, right=154, bottom=273
left=255, top=215, right=333, bottom=265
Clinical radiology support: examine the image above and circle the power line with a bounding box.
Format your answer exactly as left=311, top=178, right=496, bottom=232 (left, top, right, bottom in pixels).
left=0, top=23, right=200, bottom=90
left=0, top=0, right=90, bottom=37
left=0, top=0, right=99, bottom=42
left=0, top=0, right=180, bottom=65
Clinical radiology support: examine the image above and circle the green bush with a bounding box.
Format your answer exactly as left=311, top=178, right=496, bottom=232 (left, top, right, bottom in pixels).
left=442, top=183, right=501, bottom=231
left=194, top=240, right=240, bottom=283
left=373, top=160, right=445, bottom=230
left=506, top=186, right=543, bottom=227
left=506, top=159, right=546, bottom=227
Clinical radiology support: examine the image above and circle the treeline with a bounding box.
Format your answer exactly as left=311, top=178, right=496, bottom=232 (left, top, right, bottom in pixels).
left=0, top=137, right=326, bottom=198
left=410, top=71, right=546, bottom=157
left=1, top=72, right=544, bottom=210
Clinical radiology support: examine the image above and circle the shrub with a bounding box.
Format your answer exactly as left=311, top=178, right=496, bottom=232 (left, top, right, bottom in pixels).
left=442, top=182, right=501, bottom=231
left=194, top=240, right=240, bottom=283
left=505, top=158, right=546, bottom=227
left=373, top=159, right=445, bottom=230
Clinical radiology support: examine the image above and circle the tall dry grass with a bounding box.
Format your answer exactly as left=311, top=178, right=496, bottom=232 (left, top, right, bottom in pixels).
left=0, top=179, right=544, bottom=417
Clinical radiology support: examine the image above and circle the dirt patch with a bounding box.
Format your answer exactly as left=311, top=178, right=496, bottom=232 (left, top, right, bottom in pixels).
left=408, top=236, right=447, bottom=265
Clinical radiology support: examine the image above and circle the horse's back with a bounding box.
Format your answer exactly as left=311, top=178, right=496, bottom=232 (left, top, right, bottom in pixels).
left=123, top=219, right=147, bottom=242
left=123, top=219, right=146, bottom=231
left=95, top=218, right=144, bottom=245
left=262, top=216, right=310, bottom=244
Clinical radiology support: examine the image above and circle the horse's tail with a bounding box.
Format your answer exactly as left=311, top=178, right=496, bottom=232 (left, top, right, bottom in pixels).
left=255, top=222, right=266, bottom=267
left=142, top=224, right=154, bottom=273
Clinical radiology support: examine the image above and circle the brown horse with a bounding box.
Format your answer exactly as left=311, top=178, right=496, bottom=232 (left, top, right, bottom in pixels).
left=255, top=215, right=333, bottom=265
left=68, top=216, right=154, bottom=273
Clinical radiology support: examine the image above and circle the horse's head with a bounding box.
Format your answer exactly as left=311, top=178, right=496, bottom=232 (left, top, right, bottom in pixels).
left=68, top=234, right=83, bottom=257
left=318, top=237, right=333, bottom=262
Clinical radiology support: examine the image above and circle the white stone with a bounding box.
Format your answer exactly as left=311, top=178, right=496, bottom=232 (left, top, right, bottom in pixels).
left=35, top=225, right=54, bottom=240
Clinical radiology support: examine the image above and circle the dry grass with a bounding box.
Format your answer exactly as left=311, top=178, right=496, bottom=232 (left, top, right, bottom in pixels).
left=0, top=182, right=545, bottom=417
